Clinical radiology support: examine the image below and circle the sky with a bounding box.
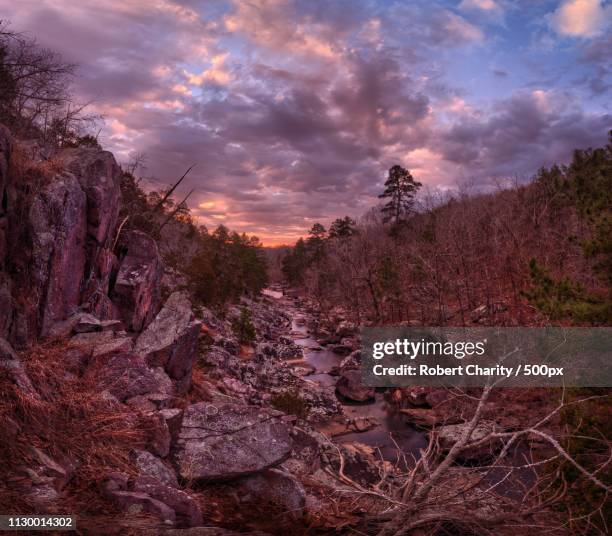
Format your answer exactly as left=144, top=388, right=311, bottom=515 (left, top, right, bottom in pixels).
left=1, top=0, right=611, bottom=245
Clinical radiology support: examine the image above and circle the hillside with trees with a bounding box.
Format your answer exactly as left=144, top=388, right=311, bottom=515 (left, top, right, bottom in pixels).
left=282, top=147, right=612, bottom=327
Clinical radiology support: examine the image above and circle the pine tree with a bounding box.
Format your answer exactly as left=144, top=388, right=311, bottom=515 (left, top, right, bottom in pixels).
left=329, top=216, right=357, bottom=239
left=378, top=165, right=422, bottom=226
left=306, top=223, right=327, bottom=261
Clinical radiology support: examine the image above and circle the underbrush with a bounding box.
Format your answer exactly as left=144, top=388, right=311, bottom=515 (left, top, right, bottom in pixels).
left=271, top=389, right=309, bottom=419
left=0, top=341, right=152, bottom=532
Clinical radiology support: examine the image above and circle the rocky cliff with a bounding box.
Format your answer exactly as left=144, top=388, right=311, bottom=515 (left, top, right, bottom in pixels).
left=0, top=125, right=368, bottom=533
left=0, top=126, right=166, bottom=346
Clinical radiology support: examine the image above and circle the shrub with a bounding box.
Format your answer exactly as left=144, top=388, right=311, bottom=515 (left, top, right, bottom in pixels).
left=231, top=307, right=256, bottom=344
left=270, top=390, right=309, bottom=419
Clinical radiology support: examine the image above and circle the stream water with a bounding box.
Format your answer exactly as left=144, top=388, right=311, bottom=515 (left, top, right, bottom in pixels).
left=266, top=288, right=536, bottom=497
left=279, top=294, right=428, bottom=465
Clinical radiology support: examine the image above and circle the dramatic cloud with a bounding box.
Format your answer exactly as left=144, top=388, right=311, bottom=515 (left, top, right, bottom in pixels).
left=551, top=0, right=611, bottom=37
left=1, top=0, right=610, bottom=244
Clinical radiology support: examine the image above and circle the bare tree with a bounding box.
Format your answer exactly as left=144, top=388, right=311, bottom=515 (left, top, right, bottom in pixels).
left=0, top=21, right=98, bottom=143
left=322, top=382, right=610, bottom=535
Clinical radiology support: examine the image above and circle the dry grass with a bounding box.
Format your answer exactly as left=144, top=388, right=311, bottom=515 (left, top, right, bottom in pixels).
left=0, top=341, right=148, bottom=529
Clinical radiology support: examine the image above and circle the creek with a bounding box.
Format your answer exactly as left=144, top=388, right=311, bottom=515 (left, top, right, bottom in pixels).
left=277, top=292, right=429, bottom=465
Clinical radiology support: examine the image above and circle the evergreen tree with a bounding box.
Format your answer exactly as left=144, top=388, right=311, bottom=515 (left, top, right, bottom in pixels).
left=306, top=223, right=327, bottom=261
left=378, top=165, right=422, bottom=226
left=329, top=216, right=357, bottom=239
left=281, top=238, right=308, bottom=285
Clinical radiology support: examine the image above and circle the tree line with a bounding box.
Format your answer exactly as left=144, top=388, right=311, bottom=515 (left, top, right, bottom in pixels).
left=119, top=169, right=268, bottom=309
left=282, top=138, right=611, bottom=326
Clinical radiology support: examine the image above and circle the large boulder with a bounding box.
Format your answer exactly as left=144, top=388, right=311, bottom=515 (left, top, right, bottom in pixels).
left=335, top=369, right=375, bottom=402
left=173, top=403, right=293, bottom=481
left=135, top=292, right=201, bottom=393
left=60, top=148, right=121, bottom=249
left=133, top=476, right=203, bottom=527
left=28, top=173, right=87, bottom=336
left=111, top=230, right=163, bottom=332
left=237, top=468, right=306, bottom=520
left=85, top=352, right=174, bottom=402
left=135, top=450, right=179, bottom=488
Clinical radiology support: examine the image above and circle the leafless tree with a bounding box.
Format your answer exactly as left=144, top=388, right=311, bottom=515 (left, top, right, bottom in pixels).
left=0, top=20, right=98, bottom=144
left=324, top=382, right=610, bottom=535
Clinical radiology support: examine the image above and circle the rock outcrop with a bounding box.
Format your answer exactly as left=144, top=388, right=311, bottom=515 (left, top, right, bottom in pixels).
left=335, top=369, right=375, bottom=402
left=85, top=352, right=174, bottom=402
left=173, top=403, right=293, bottom=481
left=0, top=127, right=127, bottom=344
left=112, top=230, right=163, bottom=332
left=29, top=172, right=87, bottom=336
left=135, top=291, right=201, bottom=393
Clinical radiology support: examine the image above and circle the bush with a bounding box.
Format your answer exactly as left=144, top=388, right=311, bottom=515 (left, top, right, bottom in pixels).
left=231, top=307, right=256, bottom=344
left=270, top=390, right=309, bottom=419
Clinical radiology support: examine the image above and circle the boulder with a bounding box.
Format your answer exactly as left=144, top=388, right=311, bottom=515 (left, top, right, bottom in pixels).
left=135, top=292, right=201, bottom=393
left=0, top=337, right=38, bottom=397
left=436, top=420, right=502, bottom=462
left=237, top=468, right=306, bottom=519
left=133, top=476, right=203, bottom=527
left=68, top=330, right=134, bottom=359
left=135, top=450, right=179, bottom=488
left=335, top=369, right=374, bottom=402
left=109, top=490, right=176, bottom=524
left=62, top=148, right=122, bottom=319
left=173, top=403, right=293, bottom=481
left=85, top=352, right=174, bottom=402
left=46, top=312, right=103, bottom=339
left=60, top=147, right=121, bottom=248
left=111, top=230, right=163, bottom=332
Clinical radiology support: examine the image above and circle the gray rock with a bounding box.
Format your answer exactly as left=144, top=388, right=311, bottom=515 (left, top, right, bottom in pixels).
left=135, top=292, right=201, bottom=394
left=72, top=313, right=103, bottom=333
left=173, top=403, right=293, bottom=481
left=135, top=450, right=179, bottom=488
left=60, top=147, right=121, bottom=248
left=133, top=476, right=203, bottom=527
left=238, top=468, right=306, bottom=519
left=112, top=230, right=163, bottom=332
left=335, top=369, right=375, bottom=402
left=29, top=173, right=87, bottom=336
left=110, top=490, right=176, bottom=524
left=86, top=352, right=174, bottom=402
left=0, top=337, right=38, bottom=397
left=436, top=420, right=502, bottom=461
left=68, top=330, right=134, bottom=359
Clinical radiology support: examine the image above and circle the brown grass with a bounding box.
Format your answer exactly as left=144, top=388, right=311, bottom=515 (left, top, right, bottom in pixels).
left=0, top=341, right=148, bottom=530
